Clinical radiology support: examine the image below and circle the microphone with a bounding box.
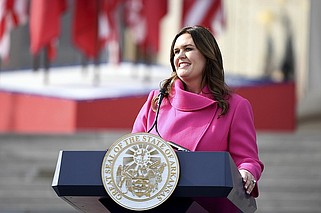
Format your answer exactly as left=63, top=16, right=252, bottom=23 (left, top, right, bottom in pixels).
left=147, top=87, right=166, bottom=135
left=147, top=87, right=190, bottom=152
left=157, top=87, right=166, bottom=106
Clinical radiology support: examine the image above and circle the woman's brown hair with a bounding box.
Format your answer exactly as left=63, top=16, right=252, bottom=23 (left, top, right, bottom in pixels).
left=154, top=25, right=231, bottom=116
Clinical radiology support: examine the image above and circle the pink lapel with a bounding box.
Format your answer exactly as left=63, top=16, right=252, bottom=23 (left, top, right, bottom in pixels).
left=157, top=80, right=219, bottom=151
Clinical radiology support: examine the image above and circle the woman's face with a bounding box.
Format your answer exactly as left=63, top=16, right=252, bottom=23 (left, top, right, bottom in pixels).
left=173, top=33, right=206, bottom=90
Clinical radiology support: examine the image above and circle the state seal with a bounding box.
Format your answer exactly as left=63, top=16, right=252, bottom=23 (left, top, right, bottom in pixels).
left=101, top=132, right=180, bottom=211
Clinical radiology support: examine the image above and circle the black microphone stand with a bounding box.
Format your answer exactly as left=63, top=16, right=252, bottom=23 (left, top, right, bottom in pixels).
left=147, top=88, right=190, bottom=152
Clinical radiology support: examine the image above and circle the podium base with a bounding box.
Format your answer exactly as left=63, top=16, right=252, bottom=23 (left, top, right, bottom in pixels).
left=99, top=197, right=194, bottom=213
left=99, top=197, right=243, bottom=213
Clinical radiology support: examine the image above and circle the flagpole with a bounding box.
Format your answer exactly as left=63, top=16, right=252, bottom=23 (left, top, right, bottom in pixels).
left=44, top=45, right=50, bottom=85
left=93, top=53, right=100, bottom=86
left=143, top=45, right=152, bottom=83
left=81, top=54, right=88, bottom=76
left=93, top=0, right=100, bottom=87
left=33, top=54, right=40, bottom=72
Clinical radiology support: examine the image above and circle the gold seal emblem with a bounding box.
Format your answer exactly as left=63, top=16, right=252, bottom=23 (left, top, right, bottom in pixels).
left=101, top=133, right=180, bottom=211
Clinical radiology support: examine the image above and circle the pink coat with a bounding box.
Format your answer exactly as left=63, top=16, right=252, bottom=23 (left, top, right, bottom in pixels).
left=132, top=79, right=264, bottom=197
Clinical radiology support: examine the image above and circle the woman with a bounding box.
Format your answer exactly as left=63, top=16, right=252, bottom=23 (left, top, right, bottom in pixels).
left=132, top=26, right=264, bottom=199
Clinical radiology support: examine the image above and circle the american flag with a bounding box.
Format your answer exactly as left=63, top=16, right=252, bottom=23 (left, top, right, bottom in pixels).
left=0, top=0, right=27, bottom=62
left=182, top=0, right=226, bottom=36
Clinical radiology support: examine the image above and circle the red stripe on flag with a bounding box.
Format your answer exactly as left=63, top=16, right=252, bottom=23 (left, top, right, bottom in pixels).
left=125, top=0, right=168, bottom=53
left=101, top=0, right=122, bottom=63
left=29, top=0, right=66, bottom=60
left=0, top=0, right=28, bottom=61
left=72, top=0, right=109, bottom=60
left=182, top=0, right=225, bottom=36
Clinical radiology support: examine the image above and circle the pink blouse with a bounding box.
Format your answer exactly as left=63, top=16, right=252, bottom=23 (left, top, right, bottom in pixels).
left=132, top=79, right=264, bottom=197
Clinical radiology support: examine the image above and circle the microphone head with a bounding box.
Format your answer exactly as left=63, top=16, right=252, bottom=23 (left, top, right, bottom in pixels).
left=159, top=88, right=166, bottom=95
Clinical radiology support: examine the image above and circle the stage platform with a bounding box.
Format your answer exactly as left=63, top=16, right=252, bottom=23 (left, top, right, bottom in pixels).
left=0, top=63, right=296, bottom=133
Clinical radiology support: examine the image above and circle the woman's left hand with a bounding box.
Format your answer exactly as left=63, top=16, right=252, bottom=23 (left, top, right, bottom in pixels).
left=239, top=169, right=256, bottom=195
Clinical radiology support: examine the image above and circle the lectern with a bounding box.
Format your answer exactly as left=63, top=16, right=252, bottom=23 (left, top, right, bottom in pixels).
left=52, top=151, right=257, bottom=213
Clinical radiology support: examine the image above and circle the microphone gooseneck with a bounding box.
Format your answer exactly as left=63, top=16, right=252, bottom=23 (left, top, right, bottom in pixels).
left=147, top=88, right=165, bottom=137
left=147, top=88, right=190, bottom=152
